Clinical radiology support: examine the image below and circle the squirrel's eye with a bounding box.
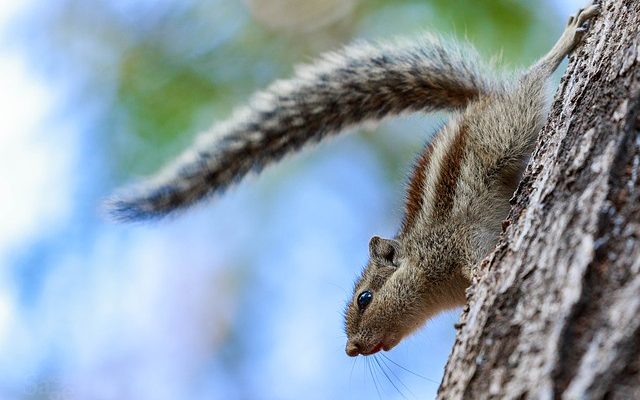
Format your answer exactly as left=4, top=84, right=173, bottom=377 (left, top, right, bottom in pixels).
left=357, top=290, right=373, bottom=311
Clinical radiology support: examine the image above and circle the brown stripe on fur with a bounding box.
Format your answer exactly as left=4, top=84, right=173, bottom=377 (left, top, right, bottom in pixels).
left=432, top=122, right=468, bottom=220
left=401, top=141, right=435, bottom=232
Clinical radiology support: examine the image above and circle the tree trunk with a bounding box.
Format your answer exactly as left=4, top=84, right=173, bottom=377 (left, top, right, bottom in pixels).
left=438, top=1, right=640, bottom=399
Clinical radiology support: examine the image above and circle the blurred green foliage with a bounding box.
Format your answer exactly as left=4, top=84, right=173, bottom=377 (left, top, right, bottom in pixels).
left=118, top=44, right=219, bottom=144
left=22, top=0, right=557, bottom=182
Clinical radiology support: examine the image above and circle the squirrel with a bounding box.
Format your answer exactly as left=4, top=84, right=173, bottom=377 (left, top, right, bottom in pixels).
left=106, top=4, right=599, bottom=357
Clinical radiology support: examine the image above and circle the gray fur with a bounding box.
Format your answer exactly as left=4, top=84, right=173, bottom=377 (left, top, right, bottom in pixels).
left=344, top=4, right=600, bottom=357
left=107, top=35, right=491, bottom=220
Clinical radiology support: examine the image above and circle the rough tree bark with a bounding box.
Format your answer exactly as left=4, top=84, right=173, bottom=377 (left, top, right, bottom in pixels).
left=438, top=1, right=640, bottom=399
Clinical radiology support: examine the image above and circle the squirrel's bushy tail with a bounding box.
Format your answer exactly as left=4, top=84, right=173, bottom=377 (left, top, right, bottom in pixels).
left=107, top=35, right=492, bottom=221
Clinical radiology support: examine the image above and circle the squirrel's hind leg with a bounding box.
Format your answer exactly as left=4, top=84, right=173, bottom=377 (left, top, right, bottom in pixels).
left=526, top=3, right=600, bottom=81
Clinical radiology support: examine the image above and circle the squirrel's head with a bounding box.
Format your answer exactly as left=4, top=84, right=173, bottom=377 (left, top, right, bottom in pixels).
left=343, top=236, right=428, bottom=357
left=343, top=234, right=468, bottom=357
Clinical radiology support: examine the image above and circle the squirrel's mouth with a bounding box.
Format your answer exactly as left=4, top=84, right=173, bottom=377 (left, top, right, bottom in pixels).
left=345, top=333, right=403, bottom=356
left=362, top=336, right=400, bottom=356
left=362, top=342, right=384, bottom=355
left=382, top=335, right=401, bottom=352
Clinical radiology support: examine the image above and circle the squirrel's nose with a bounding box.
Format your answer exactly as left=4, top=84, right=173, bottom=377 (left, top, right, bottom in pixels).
left=346, top=341, right=362, bottom=357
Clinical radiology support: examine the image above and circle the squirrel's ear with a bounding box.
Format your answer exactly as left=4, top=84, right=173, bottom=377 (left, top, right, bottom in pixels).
left=368, top=236, right=400, bottom=265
